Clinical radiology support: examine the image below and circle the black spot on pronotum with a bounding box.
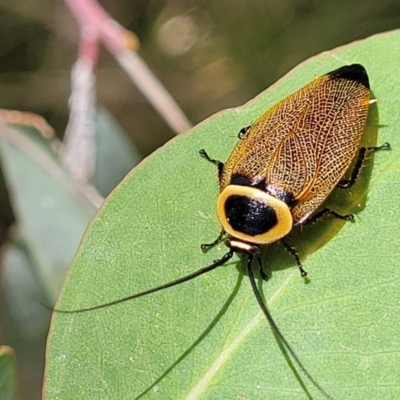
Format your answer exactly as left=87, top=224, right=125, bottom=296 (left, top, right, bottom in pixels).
left=225, top=195, right=278, bottom=235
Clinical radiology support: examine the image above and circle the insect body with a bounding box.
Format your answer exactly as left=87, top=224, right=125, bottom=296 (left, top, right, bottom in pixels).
left=58, top=64, right=389, bottom=399
left=202, top=64, right=388, bottom=277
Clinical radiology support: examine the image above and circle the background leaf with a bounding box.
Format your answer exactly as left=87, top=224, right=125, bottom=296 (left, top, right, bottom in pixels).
left=0, top=345, right=18, bottom=400
left=93, top=107, right=142, bottom=197
left=46, top=31, right=400, bottom=400
left=0, top=123, right=97, bottom=302
left=0, top=122, right=99, bottom=400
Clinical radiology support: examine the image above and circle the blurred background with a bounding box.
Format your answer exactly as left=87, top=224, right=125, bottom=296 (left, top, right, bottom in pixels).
left=0, top=1, right=399, bottom=399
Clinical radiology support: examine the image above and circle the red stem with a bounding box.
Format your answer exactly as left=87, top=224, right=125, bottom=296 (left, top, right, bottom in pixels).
left=63, top=0, right=135, bottom=54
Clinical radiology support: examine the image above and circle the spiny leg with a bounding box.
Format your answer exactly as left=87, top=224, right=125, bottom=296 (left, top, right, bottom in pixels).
left=338, top=142, right=390, bottom=189
left=199, top=149, right=224, bottom=178
left=199, top=148, right=225, bottom=252
left=201, top=229, right=225, bottom=251
left=305, top=142, right=390, bottom=224
left=281, top=239, right=307, bottom=277
left=304, top=208, right=354, bottom=225
left=304, top=143, right=390, bottom=226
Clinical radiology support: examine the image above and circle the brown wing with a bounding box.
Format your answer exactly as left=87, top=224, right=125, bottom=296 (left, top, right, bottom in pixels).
left=221, top=65, right=370, bottom=224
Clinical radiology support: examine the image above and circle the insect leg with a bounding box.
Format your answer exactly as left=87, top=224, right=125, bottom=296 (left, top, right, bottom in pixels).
left=201, top=229, right=225, bottom=251
left=302, top=142, right=389, bottom=229
left=199, top=149, right=224, bottom=178
left=304, top=208, right=354, bottom=225
left=281, top=239, right=307, bottom=277
left=337, top=142, right=390, bottom=189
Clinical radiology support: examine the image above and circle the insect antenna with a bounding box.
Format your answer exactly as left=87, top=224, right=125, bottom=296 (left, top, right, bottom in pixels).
left=246, top=257, right=333, bottom=400
left=52, top=250, right=234, bottom=313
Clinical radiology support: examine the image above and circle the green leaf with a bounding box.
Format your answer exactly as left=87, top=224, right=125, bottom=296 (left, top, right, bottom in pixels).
left=46, top=30, right=400, bottom=400
left=0, top=346, right=18, bottom=400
